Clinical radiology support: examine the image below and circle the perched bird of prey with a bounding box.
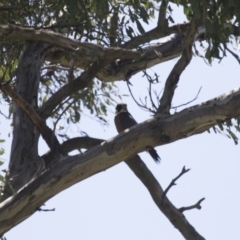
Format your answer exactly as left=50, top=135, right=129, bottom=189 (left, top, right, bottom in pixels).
left=114, top=103, right=161, bottom=163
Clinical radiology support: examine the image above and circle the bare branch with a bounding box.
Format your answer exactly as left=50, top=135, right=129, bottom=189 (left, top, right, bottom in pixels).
left=224, top=44, right=240, bottom=64
left=37, top=207, right=55, bottom=212
left=163, top=166, right=190, bottom=198
left=157, top=18, right=197, bottom=114
left=126, top=157, right=205, bottom=240
left=126, top=81, right=155, bottom=113
left=0, top=85, right=60, bottom=152
left=0, top=110, right=8, bottom=119
left=172, top=87, right=202, bottom=110
left=179, top=198, right=205, bottom=213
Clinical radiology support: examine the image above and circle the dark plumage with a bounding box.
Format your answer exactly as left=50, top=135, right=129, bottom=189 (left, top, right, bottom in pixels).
left=114, top=103, right=161, bottom=164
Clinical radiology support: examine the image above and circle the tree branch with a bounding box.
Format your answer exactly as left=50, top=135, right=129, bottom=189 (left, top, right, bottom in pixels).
left=39, top=60, right=106, bottom=119
left=179, top=198, right=205, bottom=213
left=0, top=84, right=60, bottom=152
left=171, top=87, right=202, bottom=110
left=121, top=22, right=189, bottom=49
left=0, top=87, right=240, bottom=235
left=0, top=24, right=140, bottom=61
left=163, top=166, right=190, bottom=198
left=157, top=18, right=197, bottom=114
left=42, top=137, right=104, bottom=163
left=157, top=0, right=169, bottom=34
left=126, top=157, right=205, bottom=240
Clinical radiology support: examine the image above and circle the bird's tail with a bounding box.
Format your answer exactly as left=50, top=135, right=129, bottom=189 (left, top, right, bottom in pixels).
left=148, top=148, right=161, bottom=164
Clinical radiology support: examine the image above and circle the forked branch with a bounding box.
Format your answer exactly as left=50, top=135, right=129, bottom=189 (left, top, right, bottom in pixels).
left=0, top=84, right=60, bottom=152
left=163, top=166, right=190, bottom=198
left=157, top=18, right=197, bottom=114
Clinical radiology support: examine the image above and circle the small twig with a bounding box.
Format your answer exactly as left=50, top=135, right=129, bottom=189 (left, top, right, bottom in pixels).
left=179, top=198, right=205, bottom=213
left=126, top=81, right=151, bottom=112
left=162, top=166, right=190, bottom=198
left=41, top=65, right=70, bottom=71
left=37, top=207, right=55, bottom=212
left=126, top=70, right=160, bottom=114
left=142, top=70, right=159, bottom=111
left=53, top=98, right=76, bottom=132
left=0, top=110, right=8, bottom=119
left=172, top=87, right=202, bottom=110
left=224, top=44, right=240, bottom=64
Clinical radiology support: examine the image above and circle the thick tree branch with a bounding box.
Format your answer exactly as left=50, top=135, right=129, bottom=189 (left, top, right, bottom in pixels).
left=126, top=157, right=205, bottom=240
left=157, top=18, right=197, bottom=114
left=61, top=137, right=103, bottom=153
left=0, top=85, right=60, bottom=152
left=39, top=60, right=106, bottom=119
left=157, top=0, right=169, bottom=33
left=0, top=88, right=240, bottom=235
left=42, top=137, right=104, bottom=164
left=44, top=138, right=204, bottom=238
left=122, top=22, right=189, bottom=49
left=46, top=33, right=185, bottom=82
left=0, top=24, right=140, bottom=61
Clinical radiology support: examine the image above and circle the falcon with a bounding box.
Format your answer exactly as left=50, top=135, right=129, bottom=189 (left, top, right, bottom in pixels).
left=114, top=103, right=161, bottom=163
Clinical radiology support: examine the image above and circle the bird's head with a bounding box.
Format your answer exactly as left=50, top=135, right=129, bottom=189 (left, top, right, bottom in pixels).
left=115, top=103, right=128, bottom=114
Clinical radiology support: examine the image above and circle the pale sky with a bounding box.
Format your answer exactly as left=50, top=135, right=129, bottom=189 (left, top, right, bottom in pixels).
left=1, top=4, right=240, bottom=240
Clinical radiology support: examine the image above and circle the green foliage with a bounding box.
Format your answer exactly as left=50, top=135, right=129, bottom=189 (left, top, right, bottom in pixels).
left=0, top=0, right=240, bottom=140
left=0, top=0, right=159, bottom=140
left=174, top=0, right=240, bottom=62
left=209, top=119, right=239, bottom=145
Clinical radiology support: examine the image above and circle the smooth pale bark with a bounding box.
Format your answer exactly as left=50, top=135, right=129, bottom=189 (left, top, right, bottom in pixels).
left=0, top=87, right=240, bottom=235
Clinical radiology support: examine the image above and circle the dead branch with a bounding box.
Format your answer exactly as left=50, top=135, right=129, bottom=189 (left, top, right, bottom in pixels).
left=179, top=198, right=205, bottom=213
left=172, top=87, right=202, bottom=110
left=37, top=207, right=55, bottom=212
left=126, top=157, right=205, bottom=240
left=163, top=166, right=190, bottom=198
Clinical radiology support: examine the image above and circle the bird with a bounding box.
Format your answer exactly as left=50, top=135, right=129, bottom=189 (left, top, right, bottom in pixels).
left=114, top=103, right=161, bottom=164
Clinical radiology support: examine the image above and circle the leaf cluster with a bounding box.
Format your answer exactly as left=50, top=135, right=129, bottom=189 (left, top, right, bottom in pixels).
left=175, top=0, right=240, bottom=62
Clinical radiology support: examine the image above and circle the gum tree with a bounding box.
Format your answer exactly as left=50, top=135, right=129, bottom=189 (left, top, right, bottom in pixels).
left=0, top=1, right=240, bottom=239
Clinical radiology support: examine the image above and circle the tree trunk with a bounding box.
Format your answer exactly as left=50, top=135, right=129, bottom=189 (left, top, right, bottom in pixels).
left=4, top=42, right=49, bottom=197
